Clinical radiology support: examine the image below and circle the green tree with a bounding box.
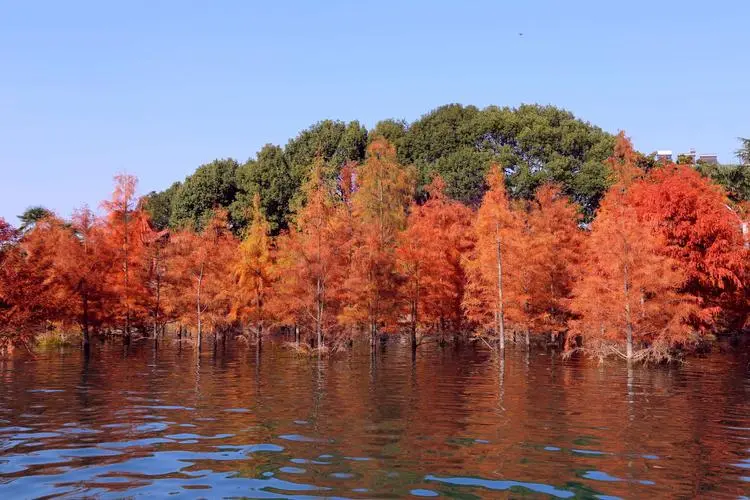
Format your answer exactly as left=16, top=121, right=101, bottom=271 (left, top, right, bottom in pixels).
left=285, top=119, right=368, bottom=187
left=399, top=104, right=614, bottom=214
left=370, top=119, right=407, bottom=147
left=144, top=182, right=181, bottom=231
left=231, top=144, right=295, bottom=234
left=17, top=206, right=53, bottom=233
left=736, top=137, right=750, bottom=165
left=169, top=158, right=240, bottom=230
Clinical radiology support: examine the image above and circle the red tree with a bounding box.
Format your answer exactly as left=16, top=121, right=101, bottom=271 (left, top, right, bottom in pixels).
left=463, top=165, right=519, bottom=350
left=101, top=174, right=150, bottom=341
left=397, top=176, right=473, bottom=349
left=630, top=164, right=750, bottom=331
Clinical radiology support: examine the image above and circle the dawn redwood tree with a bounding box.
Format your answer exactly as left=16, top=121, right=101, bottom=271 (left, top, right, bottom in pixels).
left=49, top=207, right=111, bottom=350
left=0, top=218, right=60, bottom=352
left=396, top=176, right=472, bottom=350
left=629, top=164, right=750, bottom=331
left=525, top=185, right=584, bottom=343
left=139, top=220, right=170, bottom=339
left=167, top=209, right=236, bottom=350
left=231, top=194, right=275, bottom=344
left=271, top=161, right=343, bottom=349
left=463, top=165, right=518, bottom=350
left=343, top=138, right=414, bottom=347
left=101, top=174, right=150, bottom=341
left=570, top=134, right=699, bottom=361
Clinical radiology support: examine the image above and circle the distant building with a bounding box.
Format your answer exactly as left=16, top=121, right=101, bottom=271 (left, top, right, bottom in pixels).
left=697, top=154, right=718, bottom=165
left=656, top=150, right=673, bottom=163
left=655, top=148, right=719, bottom=165
left=677, top=148, right=697, bottom=164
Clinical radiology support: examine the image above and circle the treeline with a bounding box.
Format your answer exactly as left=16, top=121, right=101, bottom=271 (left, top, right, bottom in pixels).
left=145, top=103, right=750, bottom=237
left=1, top=132, right=748, bottom=361
left=144, top=104, right=619, bottom=234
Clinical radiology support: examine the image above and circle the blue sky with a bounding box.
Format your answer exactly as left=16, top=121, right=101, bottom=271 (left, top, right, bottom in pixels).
left=1, top=0, right=747, bottom=223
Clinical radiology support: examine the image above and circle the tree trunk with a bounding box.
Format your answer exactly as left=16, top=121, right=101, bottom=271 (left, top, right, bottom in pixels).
left=196, top=267, right=203, bottom=352
left=496, top=222, right=505, bottom=350
left=623, top=262, right=633, bottom=360
left=315, top=276, right=323, bottom=350
left=525, top=329, right=530, bottom=349
left=410, top=298, right=417, bottom=354
left=82, top=294, right=90, bottom=354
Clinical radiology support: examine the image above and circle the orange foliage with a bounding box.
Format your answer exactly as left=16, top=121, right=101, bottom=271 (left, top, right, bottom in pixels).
left=629, top=164, right=749, bottom=330
left=100, top=174, right=151, bottom=339
left=48, top=207, right=112, bottom=345
left=0, top=218, right=61, bottom=351
left=166, top=209, right=236, bottom=349
left=505, top=185, right=584, bottom=344
left=270, top=162, right=345, bottom=348
left=231, top=194, right=275, bottom=341
left=396, top=176, right=472, bottom=345
left=570, top=138, right=700, bottom=361
left=341, top=139, right=414, bottom=344
left=462, top=165, right=518, bottom=349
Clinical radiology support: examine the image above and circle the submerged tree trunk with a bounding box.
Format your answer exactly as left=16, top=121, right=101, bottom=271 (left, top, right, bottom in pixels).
left=623, top=262, right=633, bottom=360
left=410, top=298, right=417, bottom=354
left=315, top=276, right=324, bottom=350
left=81, top=294, right=90, bottom=354
left=196, top=266, right=203, bottom=352
left=496, top=221, right=505, bottom=350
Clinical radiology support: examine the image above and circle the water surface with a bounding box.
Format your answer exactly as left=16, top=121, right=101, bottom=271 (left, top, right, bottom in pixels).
left=0, top=340, right=748, bottom=498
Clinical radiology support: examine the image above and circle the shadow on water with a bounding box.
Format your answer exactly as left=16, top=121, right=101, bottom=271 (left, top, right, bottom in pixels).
left=0, top=339, right=748, bottom=498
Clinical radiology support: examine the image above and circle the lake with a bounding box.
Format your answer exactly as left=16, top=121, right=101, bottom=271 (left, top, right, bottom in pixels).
left=0, top=340, right=748, bottom=498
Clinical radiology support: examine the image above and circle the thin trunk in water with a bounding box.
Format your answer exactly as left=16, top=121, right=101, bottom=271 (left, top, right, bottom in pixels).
left=196, top=265, right=204, bottom=352
left=495, top=221, right=505, bottom=350
left=82, top=293, right=90, bottom=354
left=623, top=262, right=633, bottom=360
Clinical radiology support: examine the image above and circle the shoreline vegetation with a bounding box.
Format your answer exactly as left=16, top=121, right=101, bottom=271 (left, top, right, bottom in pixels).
left=1, top=104, right=748, bottom=362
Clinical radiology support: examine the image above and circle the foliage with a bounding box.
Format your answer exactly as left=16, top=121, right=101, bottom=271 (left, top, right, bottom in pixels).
left=232, top=145, right=295, bottom=234
left=397, top=176, right=473, bottom=342
left=270, top=162, right=345, bottom=348
left=17, top=206, right=54, bottom=233
left=146, top=103, right=614, bottom=235
left=166, top=209, right=236, bottom=346
left=100, top=174, right=151, bottom=338
left=169, top=158, right=240, bottom=230
left=462, top=165, right=518, bottom=348
left=231, top=194, right=275, bottom=340
left=736, top=137, right=750, bottom=165
left=630, top=163, right=749, bottom=331
left=144, top=182, right=181, bottom=231
left=570, top=136, right=701, bottom=360
left=341, top=139, right=414, bottom=341
left=695, top=162, right=750, bottom=203
left=285, top=120, right=368, bottom=187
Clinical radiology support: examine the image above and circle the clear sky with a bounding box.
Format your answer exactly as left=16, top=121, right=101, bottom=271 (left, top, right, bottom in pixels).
left=1, top=0, right=747, bottom=223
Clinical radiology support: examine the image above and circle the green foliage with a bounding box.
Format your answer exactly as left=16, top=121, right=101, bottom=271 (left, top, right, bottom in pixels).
left=285, top=120, right=368, bottom=186
left=398, top=104, right=615, bottom=213
left=144, top=182, right=181, bottom=230
left=677, top=154, right=695, bottom=165
left=370, top=119, right=407, bottom=147
left=18, top=206, right=53, bottom=232
left=169, top=158, right=240, bottom=231
left=231, top=145, right=295, bottom=235
left=696, top=162, right=750, bottom=203
left=147, top=103, right=616, bottom=233
left=735, top=137, right=750, bottom=165
left=427, top=148, right=494, bottom=206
